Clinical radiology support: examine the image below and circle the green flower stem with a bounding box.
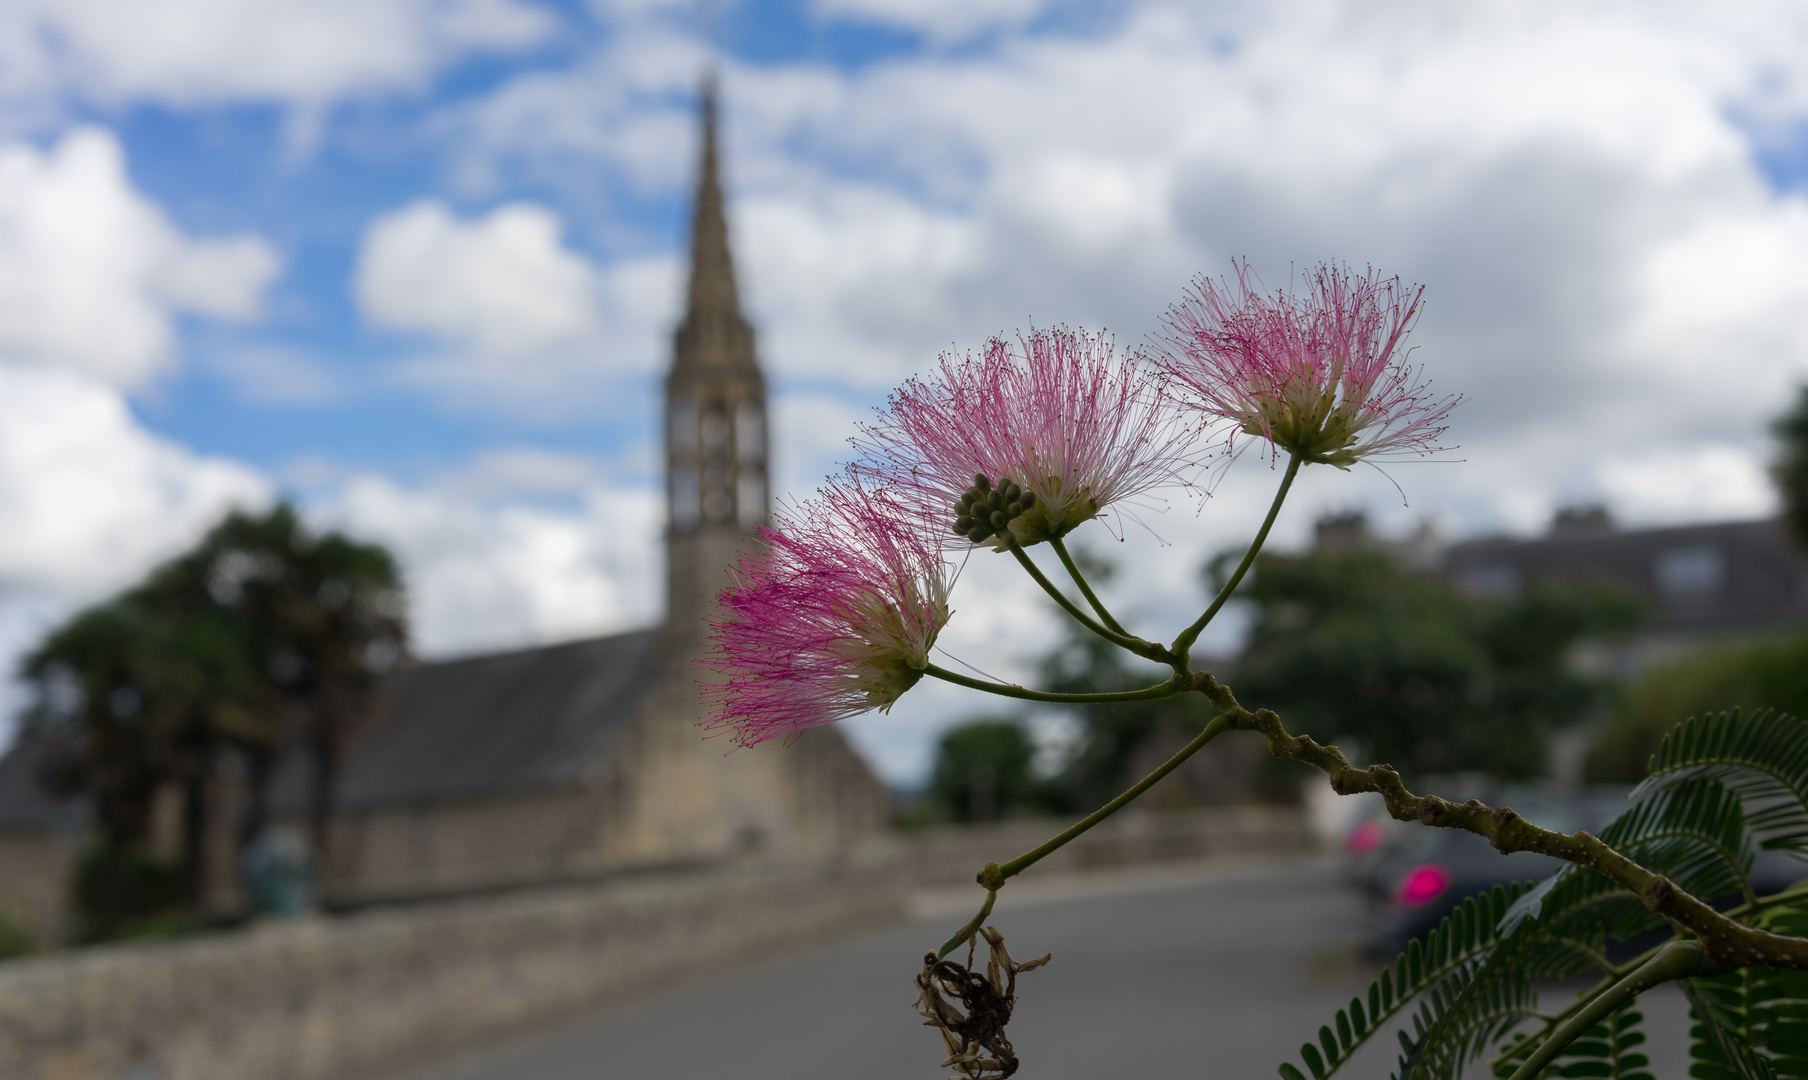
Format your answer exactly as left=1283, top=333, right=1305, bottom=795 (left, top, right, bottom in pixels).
left=1171, top=452, right=1302, bottom=658
left=995, top=712, right=1233, bottom=880
left=1048, top=536, right=1129, bottom=636
left=1005, top=540, right=1172, bottom=665
left=922, top=664, right=1180, bottom=705
left=934, top=713, right=1233, bottom=959
left=1503, top=941, right=1712, bottom=1080
left=935, top=888, right=997, bottom=960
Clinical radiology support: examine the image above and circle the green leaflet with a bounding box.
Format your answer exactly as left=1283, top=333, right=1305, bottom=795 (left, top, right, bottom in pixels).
left=1684, top=976, right=1785, bottom=1080
left=1394, top=964, right=1538, bottom=1080
left=1637, top=709, right=1808, bottom=855
left=1278, top=708, right=1808, bottom=1080
left=1681, top=906, right=1808, bottom=1080
left=1498, top=1005, right=1654, bottom=1080
left=1274, top=884, right=1532, bottom=1080
left=1556, top=1006, right=1653, bottom=1080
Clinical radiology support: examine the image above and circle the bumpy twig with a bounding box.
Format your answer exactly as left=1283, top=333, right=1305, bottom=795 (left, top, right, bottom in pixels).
left=1191, top=669, right=1808, bottom=972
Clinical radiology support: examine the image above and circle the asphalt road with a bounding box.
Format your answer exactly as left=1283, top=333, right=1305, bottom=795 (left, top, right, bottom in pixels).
left=388, top=857, right=1693, bottom=1079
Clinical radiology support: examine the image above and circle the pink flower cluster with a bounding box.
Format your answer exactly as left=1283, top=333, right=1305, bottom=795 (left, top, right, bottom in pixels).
left=853, top=327, right=1198, bottom=550
left=702, top=478, right=952, bottom=748
left=1155, top=263, right=1459, bottom=468
left=702, top=262, right=1462, bottom=746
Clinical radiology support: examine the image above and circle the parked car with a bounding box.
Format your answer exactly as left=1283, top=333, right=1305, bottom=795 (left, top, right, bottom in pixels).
left=1348, top=783, right=1808, bottom=957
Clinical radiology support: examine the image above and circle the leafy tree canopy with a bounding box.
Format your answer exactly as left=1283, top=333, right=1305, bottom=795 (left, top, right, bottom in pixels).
left=929, top=719, right=1051, bottom=823
left=1773, top=383, right=1808, bottom=546
left=1587, top=630, right=1808, bottom=783
left=1233, top=548, right=1642, bottom=780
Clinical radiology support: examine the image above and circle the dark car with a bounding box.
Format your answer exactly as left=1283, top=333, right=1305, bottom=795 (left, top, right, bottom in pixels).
left=1354, top=784, right=1808, bottom=957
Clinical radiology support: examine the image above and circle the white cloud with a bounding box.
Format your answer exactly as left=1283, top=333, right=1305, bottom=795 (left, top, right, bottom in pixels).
left=0, top=0, right=553, bottom=117
left=431, top=0, right=1808, bottom=779
left=326, top=452, right=663, bottom=658
left=0, top=365, right=269, bottom=598
left=355, top=199, right=675, bottom=411
left=0, top=127, right=280, bottom=387
left=358, top=200, right=600, bottom=355
left=812, top=0, right=1043, bottom=43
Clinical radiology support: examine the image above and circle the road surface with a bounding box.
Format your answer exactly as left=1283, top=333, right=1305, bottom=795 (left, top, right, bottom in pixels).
left=387, top=856, right=1692, bottom=1079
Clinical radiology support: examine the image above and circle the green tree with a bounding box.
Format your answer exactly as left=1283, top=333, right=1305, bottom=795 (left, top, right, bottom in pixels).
left=1773, top=383, right=1808, bottom=544
left=167, top=504, right=406, bottom=868
left=21, top=590, right=269, bottom=936
left=1586, top=630, right=1808, bottom=782
left=930, top=720, right=1044, bottom=822
left=19, top=503, right=406, bottom=931
left=1033, top=549, right=1222, bottom=808
left=1233, top=548, right=1640, bottom=780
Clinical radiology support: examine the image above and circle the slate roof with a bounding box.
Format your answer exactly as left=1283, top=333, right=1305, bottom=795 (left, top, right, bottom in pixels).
left=1445, top=519, right=1808, bottom=637
left=326, top=629, right=667, bottom=811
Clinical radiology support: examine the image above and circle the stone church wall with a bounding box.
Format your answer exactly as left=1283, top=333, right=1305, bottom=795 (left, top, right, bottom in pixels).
left=322, top=789, right=611, bottom=906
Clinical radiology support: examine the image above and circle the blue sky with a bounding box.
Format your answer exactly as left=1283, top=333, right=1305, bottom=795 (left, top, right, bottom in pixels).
left=3, top=0, right=1808, bottom=782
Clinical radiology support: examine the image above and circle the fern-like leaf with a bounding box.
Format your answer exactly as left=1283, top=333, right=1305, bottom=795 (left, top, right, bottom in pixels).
left=1393, top=965, right=1538, bottom=1080
left=1275, top=884, right=1533, bottom=1080
left=1637, top=709, right=1808, bottom=855
left=1686, top=976, right=1783, bottom=1080
left=1531, top=1005, right=1654, bottom=1080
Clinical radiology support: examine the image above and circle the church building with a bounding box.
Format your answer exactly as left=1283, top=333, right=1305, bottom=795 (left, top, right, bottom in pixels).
left=307, top=80, right=890, bottom=904
left=0, top=79, right=890, bottom=932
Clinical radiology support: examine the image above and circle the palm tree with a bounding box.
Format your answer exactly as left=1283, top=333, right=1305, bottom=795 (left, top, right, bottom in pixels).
left=175, top=505, right=407, bottom=876
left=20, top=592, right=269, bottom=933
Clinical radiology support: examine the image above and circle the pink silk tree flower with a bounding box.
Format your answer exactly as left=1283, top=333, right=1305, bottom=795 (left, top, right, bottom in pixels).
left=701, top=478, right=954, bottom=748
left=1155, top=263, right=1460, bottom=469
left=854, top=327, right=1199, bottom=551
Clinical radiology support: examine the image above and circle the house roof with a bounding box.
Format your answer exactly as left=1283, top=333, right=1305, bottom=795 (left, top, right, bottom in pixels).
left=1445, top=518, right=1808, bottom=637
left=324, top=628, right=668, bottom=811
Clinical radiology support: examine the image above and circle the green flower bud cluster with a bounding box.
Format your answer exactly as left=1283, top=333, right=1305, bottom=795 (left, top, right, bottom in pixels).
left=951, top=474, right=1037, bottom=545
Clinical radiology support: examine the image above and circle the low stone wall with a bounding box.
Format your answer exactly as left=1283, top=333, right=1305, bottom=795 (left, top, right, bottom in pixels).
left=0, top=806, right=1304, bottom=1080
left=887, top=804, right=1308, bottom=887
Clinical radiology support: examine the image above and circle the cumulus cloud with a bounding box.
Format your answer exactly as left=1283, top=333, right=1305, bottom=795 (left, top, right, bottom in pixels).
left=812, top=0, right=1044, bottom=42
left=325, top=451, right=663, bottom=658
left=0, top=365, right=269, bottom=598
left=0, top=0, right=552, bottom=118
left=358, top=200, right=599, bottom=354
left=354, top=199, right=675, bottom=411
left=0, top=127, right=280, bottom=387
left=702, top=3, right=1808, bottom=537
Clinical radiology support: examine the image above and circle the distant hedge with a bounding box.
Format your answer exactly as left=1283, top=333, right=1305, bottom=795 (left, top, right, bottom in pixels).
left=1585, top=630, right=1808, bottom=783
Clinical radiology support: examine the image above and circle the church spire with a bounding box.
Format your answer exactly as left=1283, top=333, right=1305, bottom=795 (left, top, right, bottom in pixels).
left=684, top=74, right=740, bottom=331
left=673, top=73, right=755, bottom=377
left=665, top=73, right=768, bottom=636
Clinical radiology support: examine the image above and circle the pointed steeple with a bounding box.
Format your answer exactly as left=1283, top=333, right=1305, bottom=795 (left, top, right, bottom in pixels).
left=685, top=76, right=740, bottom=329
left=665, top=73, right=768, bottom=637
left=674, top=74, right=756, bottom=377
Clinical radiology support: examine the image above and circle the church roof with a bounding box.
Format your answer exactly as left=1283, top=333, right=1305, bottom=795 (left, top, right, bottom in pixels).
left=326, top=629, right=666, bottom=811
